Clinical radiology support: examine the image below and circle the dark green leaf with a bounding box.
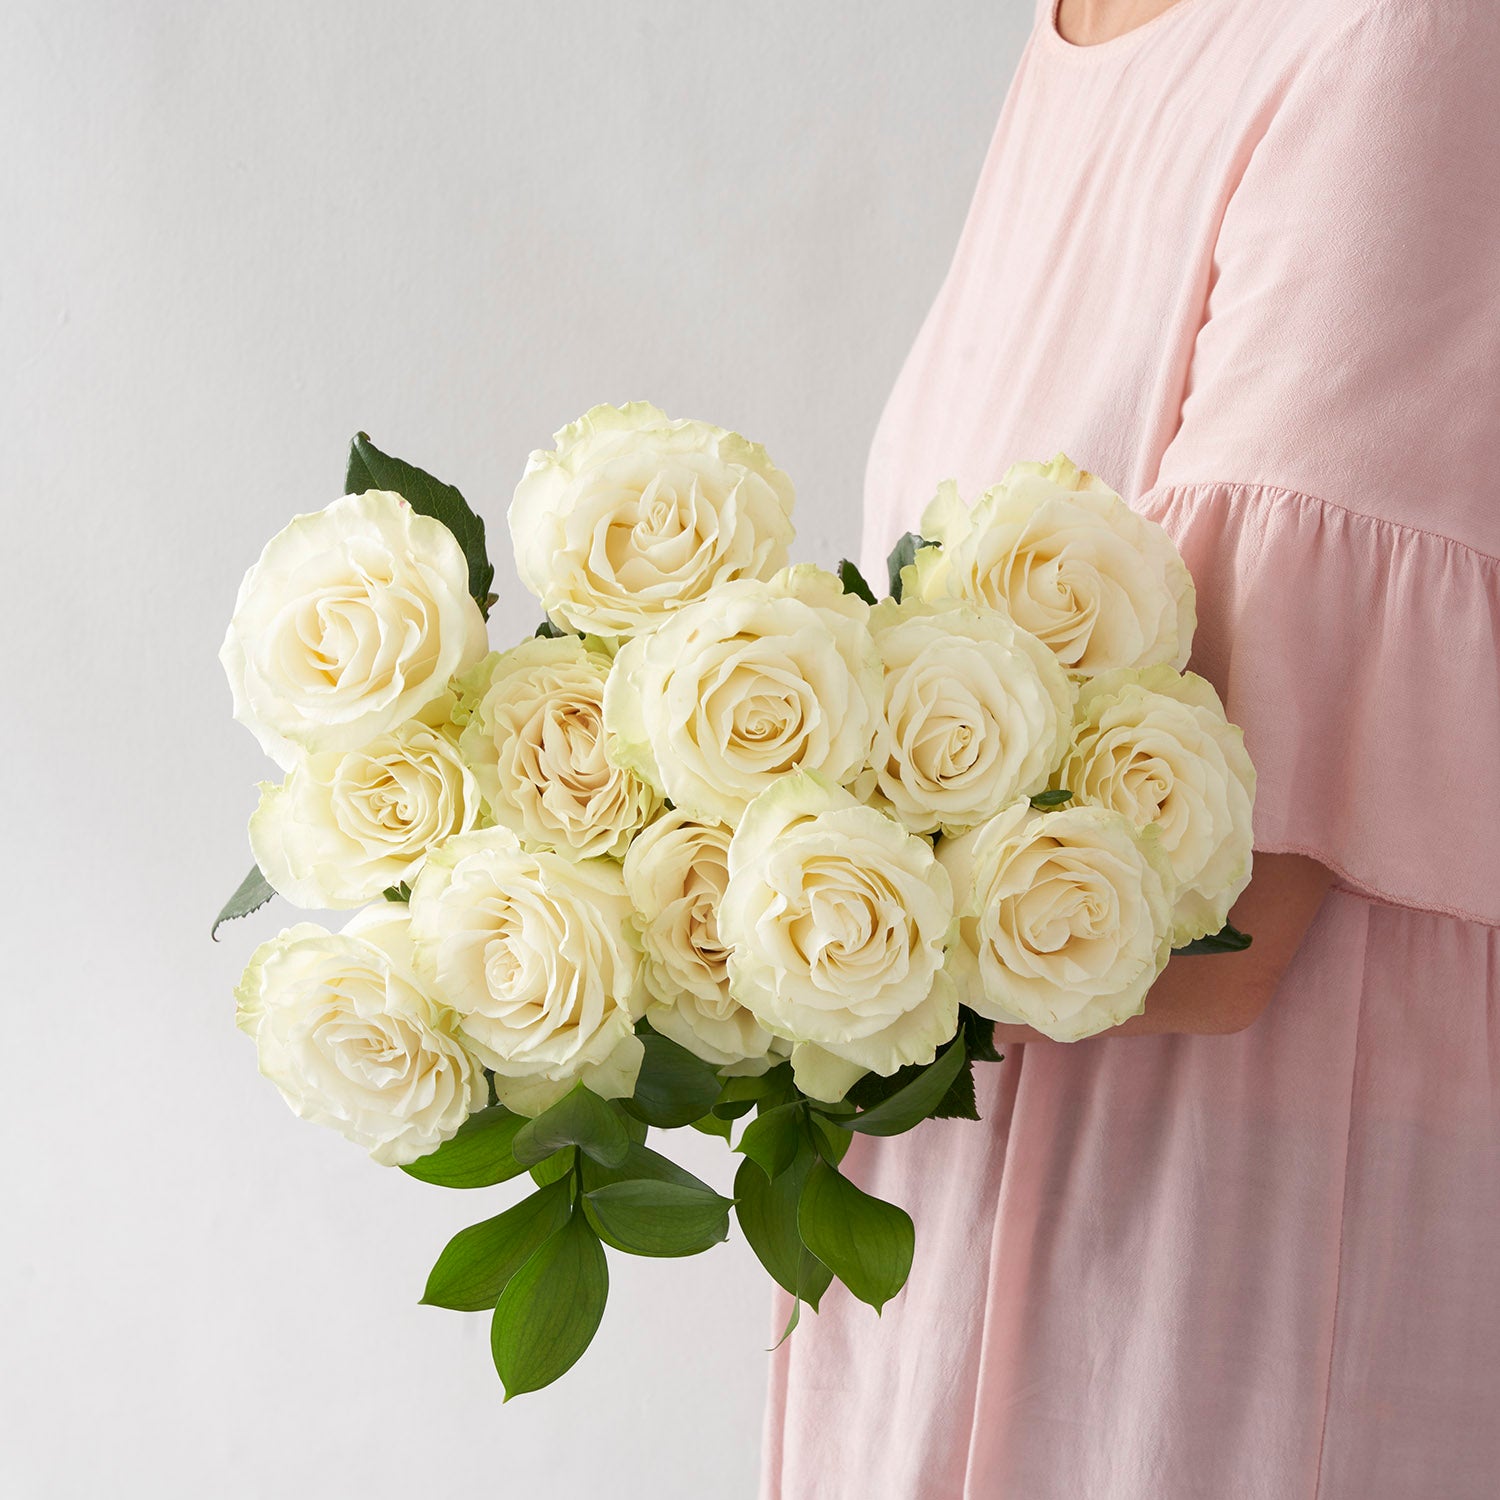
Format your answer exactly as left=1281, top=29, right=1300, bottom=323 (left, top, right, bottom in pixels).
left=382, top=880, right=412, bottom=903
left=512, top=1086, right=631, bottom=1168
left=400, top=1105, right=529, bottom=1189
left=809, top=1112, right=852, bottom=1166
left=737, top=1103, right=805, bottom=1179
left=961, top=1007, right=1001, bottom=1063
left=769, top=1238, right=834, bottom=1350
left=621, top=1029, right=722, bottom=1129
left=579, top=1141, right=715, bottom=1195
left=211, top=864, right=274, bottom=939
left=1029, top=788, right=1075, bottom=810
left=345, top=432, right=495, bottom=616
left=491, top=1212, right=608, bottom=1399
left=797, top=1159, right=914, bottom=1313
left=836, top=1037, right=968, bottom=1138
left=584, top=1180, right=733, bottom=1258
left=420, top=1179, right=573, bottom=1311
left=621, top=1112, right=649, bottom=1145
left=836, top=559, right=877, bottom=606
left=933, top=1059, right=980, bottom=1121
left=884, top=531, right=929, bottom=601
left=1174, top=920, right=1254, bottom=956
left=733, top=1148, right=831, bottom=1312
left=689, top=1112, right=733, bottom=1140
left=529, top=1151, right=575, bottom=1187
left=534, top=619, right=567, bottom=639
left=712, top=1064, right=794, bottom=1120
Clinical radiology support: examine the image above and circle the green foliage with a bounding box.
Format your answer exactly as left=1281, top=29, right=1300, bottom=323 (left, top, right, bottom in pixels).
left=211, top=865, right=274, bottom=939
left=420, top=1179, right=572, bottom=1312
left=400, top=1105, right=531, bottom=1189
left=491, top=1210, right=608, bottom=1400
left=534, top=619, right=568, bottom=638
left=1174, top=921, right=1254, bottom=955
left=1028, top=788, right=1075, bottom=810
left=712, top=1064, right=794, bottom=1120
left=884, top=531, right=929, bottom=601
left=733, top=1149, right=829, bottom=1307
left=621, top=1028, right=723, bottom=1129
left=584, top=1180, right=733, bottom=1258
left=579, top=1142, right=713, bottom=1195
left=961, top=1007, right=1001, bottom=1063
left=796, top=1158, right=914, bottom=1313
left=831, top=1036, right=968, bottom=1137
left=345, top=432, right=496, bottom=616
left=381, top=881, right=412, bottom=903
left=836, top=559, right=877, bottom=606
left=512, top=1085, right=631, bottom=1169
left=736, top=1103, right=805, bottom=1179
left=529, top=1151, right=575, bottom=1187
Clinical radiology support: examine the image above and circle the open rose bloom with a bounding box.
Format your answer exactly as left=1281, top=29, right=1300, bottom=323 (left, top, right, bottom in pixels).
left=216, top=420, right=1255, bottom=1396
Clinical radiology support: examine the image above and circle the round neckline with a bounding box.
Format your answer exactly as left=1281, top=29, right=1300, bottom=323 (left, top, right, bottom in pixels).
left=1041, top=0, right=1204, bottom=60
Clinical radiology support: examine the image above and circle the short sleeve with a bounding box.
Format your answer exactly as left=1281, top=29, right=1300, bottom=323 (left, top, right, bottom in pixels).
left=1142, top=0, right=1500, bottom=927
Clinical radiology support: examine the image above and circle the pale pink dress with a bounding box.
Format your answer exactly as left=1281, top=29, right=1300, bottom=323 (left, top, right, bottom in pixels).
left=760, top=1, right=1500, bottom=1496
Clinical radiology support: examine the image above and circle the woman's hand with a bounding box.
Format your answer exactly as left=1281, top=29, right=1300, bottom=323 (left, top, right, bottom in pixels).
left=988, top=851, right=1334, bottom=1043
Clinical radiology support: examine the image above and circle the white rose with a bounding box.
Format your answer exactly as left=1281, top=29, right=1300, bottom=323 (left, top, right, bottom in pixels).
left=718, top=772, right=957, bottom=1103
left=939, top=801, right=1175, bottom=1041
left=456, top=636, right=660, bottom=860
left=620, top=809, right=779, bottom=1071
left=509, top=402, right=796, bottom=638
left=234, top=908, right=486, bottom=1166
left=912, top=454, right=1196, bottom=679
left=604, top=565, right=883, bottom=826
left=408, top=826, right=645, bottom=1115
left=221, top=491, right=488, bottom=768
left=249, top=721, right=483, bottom=908
left=1053, top=665, right=1255, bottom=946
left=869, top=594, right=1075, bottom=835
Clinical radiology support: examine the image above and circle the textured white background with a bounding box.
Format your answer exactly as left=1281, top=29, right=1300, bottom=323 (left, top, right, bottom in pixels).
left=2, top=3, right=1032, bottom=1495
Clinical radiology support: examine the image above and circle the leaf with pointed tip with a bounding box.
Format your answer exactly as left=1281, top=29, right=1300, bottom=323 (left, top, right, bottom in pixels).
left=1028, top=788, right=1076, bottom=810
left=400, top=1105, right=529, bottom=1189
left=884, top=531, right=928, bottom=601
left=491, top=1212, right=608, bottom=1399
left=734, top=1150, right=832, bottom=1312
left=420, top=1179, right=573, bottom=1311
left=1174, top=921, right=1254, bottom=956
left=836, top=559, right=877, bottom=605
left=737, top=1103, right=805, bottom=1179
left=512, top=1086, right=630, bottom=1168
left=345, top=432, right=495, bottom=615
left=797, top=1159, right=913, bottom=1312
left=211, top=865, right=274, bottom=940
left=621, top=1029, right=722, bottom=1129
left=583, top=1180, right=733, bottom=1258
left=836, top=1037, right=967, bottom=1137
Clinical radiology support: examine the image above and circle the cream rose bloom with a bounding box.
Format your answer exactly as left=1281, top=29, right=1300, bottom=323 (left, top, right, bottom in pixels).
left=911, top=455, right=1196, bottom=679
left=509, top=402, right=796, bottom=638
left=869, top=594, right=1075, bottom=835
left=221, top=491, right=488, bottom=767
left=408, top=826, right=644, bottom=1115
left=604, top=565, right=883, bottom=826
left=939, top=801, right=1176, bottom=1041
left=249, top=722, right=483, bottom=908
left=234, top=908, right=486, bottom=1166
left=719, top=773, right=957, bottom=1103
left=620, top=809, right=779, bottom=1071
left=456, top=636, right=660, bottom=860
left=1053, top=665, right=1256, bottom=945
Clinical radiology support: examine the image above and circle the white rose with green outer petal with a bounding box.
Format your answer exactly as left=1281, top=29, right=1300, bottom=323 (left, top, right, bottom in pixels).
left=456, top=636, right=660, bottom=860
left=1052, top=665, right=1255, bottom=946
left=234, top=908, right=486, bottom=1166
left=620, top=808, right=779, bottom=1071
left=509, top=401, right=796, bottom=638
left=939, top=801, right=1176, bottom=1041
left=718, top=772, right=957, bottom=1103
left=221, top=490, right=488, bottom=768
left=911, top=455, right=1196, bottom=680
left=603, top=565, right=883, bottom=827
left=249, top=721, right=483, bottom=908
left=407, top=826, right=645, bottom=1116
left=869, top=594, right=1075, bottom=836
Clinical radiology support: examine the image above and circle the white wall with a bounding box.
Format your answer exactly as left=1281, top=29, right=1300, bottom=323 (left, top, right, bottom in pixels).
left=2, top=4, right=1031, bottom=1495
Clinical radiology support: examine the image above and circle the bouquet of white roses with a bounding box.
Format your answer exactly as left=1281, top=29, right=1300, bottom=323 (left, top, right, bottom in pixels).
left=216, top=404, right=1255, bottom=1396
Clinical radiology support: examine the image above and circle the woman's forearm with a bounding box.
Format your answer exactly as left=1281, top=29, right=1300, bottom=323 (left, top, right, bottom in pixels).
left=989, top=851, right=1334, bottom=1043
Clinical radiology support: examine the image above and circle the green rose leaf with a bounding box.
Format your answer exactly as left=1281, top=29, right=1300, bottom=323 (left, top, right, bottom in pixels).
left=211, top=864, right=275, bottom=940
left=400, top=1104, right=531, bottom=1189
left=734, top=1149, right=832, bottom=1312
left=835, top=1036, right=968, bottom=1138
left=797, top=1158, right=914, bottom=1313
left=1174, top=920, right=1254, bottom=956
left=884, top=531, right=929, bottom=601
left=345, top=432, right=496, bottom=617
left=583, top=1179, right=733, bottom=1258
left=621, top=1029, right=723, bottom=1129
left=961, top=1007, right=1001, bottom=1063
left=420, top=1178, right=573, bottom=1312
left=512, top=1085, right=631, bottom=1168
left=579, top=1141, right=716, bottom=1195
left=737, top=1102, right=805, bottom=1179
left=1028, top=788, right=1076, bottom=810
left=836, top=559, right=878, bottom=606
left=491, top=1211, right=608, bottom=1399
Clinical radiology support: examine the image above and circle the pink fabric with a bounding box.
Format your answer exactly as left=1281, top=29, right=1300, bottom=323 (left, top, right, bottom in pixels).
left=762, top=2, right=1500, bottom=1497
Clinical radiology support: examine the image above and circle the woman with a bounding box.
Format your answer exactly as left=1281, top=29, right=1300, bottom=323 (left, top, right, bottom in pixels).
left=761, top=1, right=1500, bottom=1496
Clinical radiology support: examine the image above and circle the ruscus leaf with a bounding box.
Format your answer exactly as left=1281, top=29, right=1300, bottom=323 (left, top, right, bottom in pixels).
left=734, top=1147, right=830, bottom=1311
left=621, top=1029, right=722, bottom=1129
left=512, top=1085, right=631, bottom=1168
left=796, top=1159, right=914, bottom=1313
left=836, top=1037, right=968, bottom=1138
left=736, top=1103, right=805, bottom=1179
left=211, top=864, right=274, bottom=939
left=420, top=1179, right=573, bottom=1311
left=400, top=1105, right=530, bottom=1189
left=583, top=1180, right=733, bottom=1258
